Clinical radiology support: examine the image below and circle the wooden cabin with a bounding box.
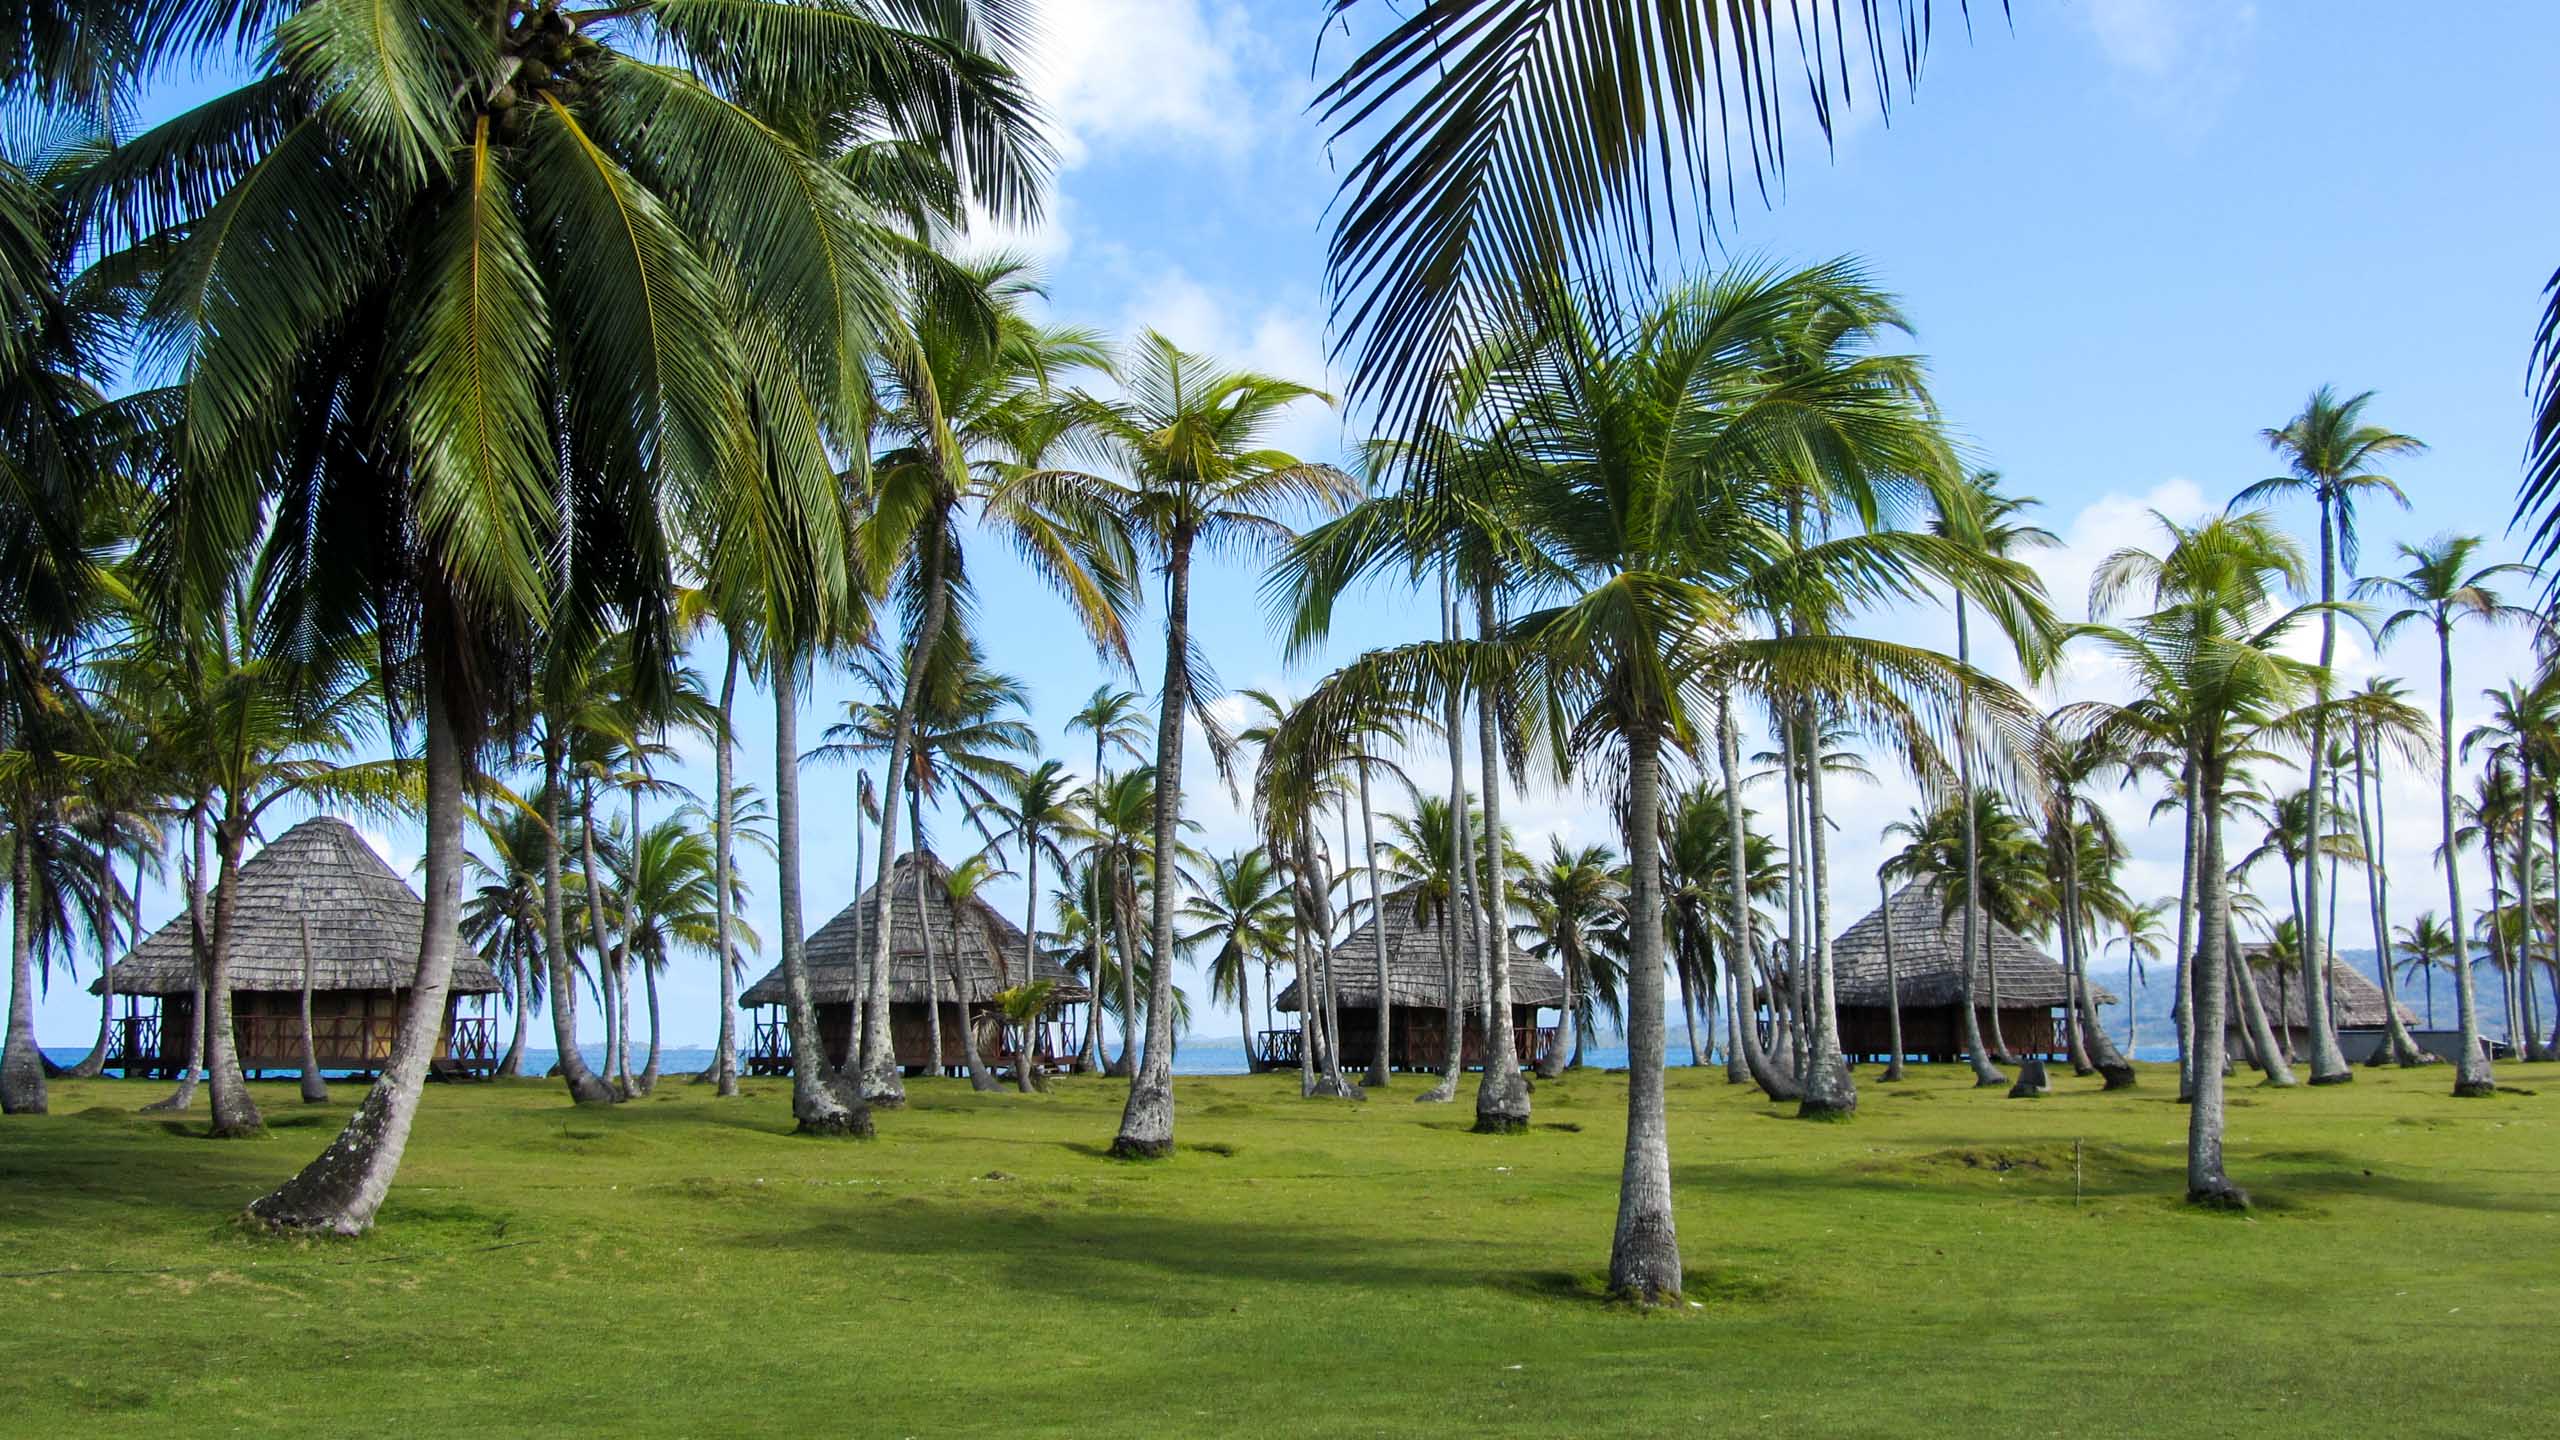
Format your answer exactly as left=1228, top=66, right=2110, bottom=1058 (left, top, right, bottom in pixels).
left=2228, top=946, right=2419, bottom=1062
left=89, top=816, right=502, bottom=1078
left=1820, top=882, right=2111, bottom=1063
left=1271, top=907, right=1563, bottom=1072
left=740, top=849, right=1090, bottom=1077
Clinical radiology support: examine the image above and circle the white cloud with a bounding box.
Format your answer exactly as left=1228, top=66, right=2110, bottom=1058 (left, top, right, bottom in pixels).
left=963, top=193, right=1076, bottom=267
left=1029, top=0, right=1263, bottom=169
left=2078, top=0, right=2260, bottom=134
left=1116, top=267, right=1347, bottom=461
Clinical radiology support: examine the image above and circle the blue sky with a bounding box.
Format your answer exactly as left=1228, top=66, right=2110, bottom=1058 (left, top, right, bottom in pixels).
left=39, top=2, right=2560, bottom=1050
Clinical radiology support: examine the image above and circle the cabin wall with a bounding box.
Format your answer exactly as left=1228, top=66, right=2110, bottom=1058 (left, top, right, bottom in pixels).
left=111, top=990, right=487, bottom=1075
left=1838, top=1005, right=2060, bottom=1062
left=1321, top=1005, right=1549, bottom=1071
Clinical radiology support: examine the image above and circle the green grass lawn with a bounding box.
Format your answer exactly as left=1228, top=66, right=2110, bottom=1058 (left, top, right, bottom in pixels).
left=4, top=1061, right=2555, bottom=1435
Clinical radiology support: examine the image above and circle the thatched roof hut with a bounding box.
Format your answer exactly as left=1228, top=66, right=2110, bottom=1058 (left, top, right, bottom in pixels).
left=739, top=849, right=1088, bottom=1009
left=1825, top=881, right=2114, bottom=1009
left=91, top=815, right=501, bottom=998
left=1274, top=907, right=1567, bottom=1013
left=2234, top=945, right=2417, bottom=1032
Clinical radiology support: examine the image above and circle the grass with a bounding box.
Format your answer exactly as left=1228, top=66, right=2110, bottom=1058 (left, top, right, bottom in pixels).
left=4, top=1062, right=2556, bottom=1435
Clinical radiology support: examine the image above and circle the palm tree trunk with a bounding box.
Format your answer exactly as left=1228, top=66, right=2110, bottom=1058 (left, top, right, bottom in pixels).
left=145, top=819, right=211, bottom=1111
left=775, top=657, right=869, bottom=1135
left=2065, top=841, right=2135, bottom=1088
left=1955, top=600, right=2014, bottom=1065
left=542, top=734, right=612, bottom=1104
left=579, top=782, right=625, bottom=1101
left=0, top=836, right=45, bottom=1114
left=296, top=902, right=328, bottom=1103
left=1796, top=703, right=1855, bottom=1118
left=1112, top=875, right=1139, bottom=1076
left=2185, top=749, right=2247, bottom=1208
left=1305, top=825, right=1356, bottom=1099
left=861, top=534, right=958, bottom=1110
left=2229, top=903, right=2296, bottom=1083
left=2357, top=718, right=2425, bottom=1066
left=67, top=836, right=116, bottom=1079
left=925, top=810, right=998, bottom=1094
left=1421, top=569, right=1467, bottom=1104
left=1608, top=721, right=1681, bottom=1302
left=2514, top=758, right=2539, bottom=1059
left=248, top=650, right=470, bottom=1234
left=2173, top=755, right=2200, bottom=1099
left=204, top=813, right=264, bottom=1138
left=2438, top=627, right=2496, bottom=1094
left=496, top=947, right=529, bottom=1078
left=1879, top=872, right=1906, bottom=1082
left=1471, top=585, right=1529, bottom=1129
left=707, top=643, right=741, bottom=1095
left=849, top=772, right=872, bottom=1077
left=1019, top=832, right=1043, bottom=1089
left=912, top=802, right=947, bottom=1081
left=638, top=959, right=663, bottom=1093
left=2299, top=497, right=2352, bottom=1084
left=1086, top=725, right=1113, bottom=1078
left=2545, top=799, right=2560, bottom=1060
left=1110, top=529, right=1195, bottom=1159
left=1361, top=762, right=1394, bottom=1087
left=1716, top=690, right=1798, bottom=1100
left=1675, top=941, right=1702, bottom=1067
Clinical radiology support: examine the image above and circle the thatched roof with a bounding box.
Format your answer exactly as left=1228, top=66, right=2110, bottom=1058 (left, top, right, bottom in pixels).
left=739, top=849, right=1089, bottom=1008
left=2235, top=946, right=2417, bottom=1030
left=92, top=816, right=501, bottom=997
left=1824, top=881, right=2113, bottom=1009
left=1274, top=906, right=1566, bottom=1012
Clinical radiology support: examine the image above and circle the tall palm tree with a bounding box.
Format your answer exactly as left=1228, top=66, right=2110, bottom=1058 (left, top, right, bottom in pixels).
left=2038, top=720, right=2139, bottom=1088
left=2235, top=387, right=2421, bottom=1084
left=848, top=260, right=1134, bottom=1107
left=1067, top=687, right=1151, bottom=1074
left=1928, top=473, right=2059, bottom=1071
left=2076, top=510, right=2319, bottom=1207
left=2365, top=534, right=2528, bottom=1095
left=1081, top=333, right=1349, bottom=1160
left=976, top=759, right=1082, bottom=1009
left=463, top=801, right=552, bottom=1080
left=619, top=808, right=758, bottom=1091
left=100, top=0, right=1044, bottom=1231
left=2334, top=676, right=2438, bottom=1066
left=1180, top=849, right=1292, bottom=1073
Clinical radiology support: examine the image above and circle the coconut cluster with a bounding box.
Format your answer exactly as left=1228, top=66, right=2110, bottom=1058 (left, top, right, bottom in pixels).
left=489, top=5, right=607, bottom=142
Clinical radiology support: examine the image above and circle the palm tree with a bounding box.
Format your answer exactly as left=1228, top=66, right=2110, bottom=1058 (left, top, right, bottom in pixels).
left=977, top=759, right=1082, bottom=1014
left=1080, top=333, right=1349, bottom=1160
left=2234, top=387, right=2421, bottom=1084
left=620, top=810, right=760, bottom=1092
left=103, top=0, right=1044, bottom=1230
left=1181, top=849, right=1292, bottom=1072
left=2111, top=899, right=2173, bottom=1055
left=1067, top=687, right=1151, bottom=1074
left=934, top=852, right=1008, bottom=1092
left=2365, top=534, right=2529, bottom=1095
left=1077, top=767, right=1165, bottom=1077
left=848, top=260, right=1135, bottom=1108
left=2334, top=677, right=2437, bottom=1066
left=1881, top=792, right=2048, bottom=1087
left=992, top=981, right=1058, bottom=1094
left=1315, top=0, right=1966, bottom=446
left=2395, top=912, right=2459, bottom=1031
left=2076, top=510, right=2320, bottom=1207
left=2038, top=719, right=2139, bottom=1088
left=464, top=803, right=552, bottom=1080
left=1928, top=473, right=2059, bottom=1071
left=1517, top=840, right=1624, bottom=1074
left=2514, top=266, right=2560, bottom=585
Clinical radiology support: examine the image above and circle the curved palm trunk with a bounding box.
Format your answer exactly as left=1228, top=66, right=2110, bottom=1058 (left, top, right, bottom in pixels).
left=2185, top=749, right=2248, bottom=1208
left=1471, top=586, right=1529, bottom=1130
left=1879, top=872, right=1907, bottom=1082
left=2545, top=800, right=2560, bottom=1060
left=924, top=819, right=998, bottom=1094
left=1675, top=942, right=1702, bottom=1067
left=1796, top=704, right=1855, bottom=1118
left=860, top=536, right=957, bottom=1110
left=495, top=948, right=529, bottom=1078
left=1110, top=876, right=1140, bottom=1076
left=2064, top=850, right=2135, bottom=1088
left=1111, top=530, right=1194, bottom=1158
left=249, top=657, right=467, bottom=1234
left=1019, top=833, right=1045, bottom=1089
left=2514, top=760, right=2539, bottom=1060
left=1420, top=571, right=1466, bottom=1105
left=1609, top=723, right=1681, bottom=1302
left=706, top=646, right=741, bottom=1095
left=776, top=659, right=869, bottom=1136
left=541, top=736, right=612, bottom=1103
left=0, top=839, right=44, bottom=1114
left=912, top=802, right=947, bottom=1082
left=1545, top=931, right=1579, bottom=1081
left=1085, top=724, right=1113, bottom=1078
left=204, top=814, right=263, bottom=1137
left=637, top=960, right=662, bottom=1094
left=1954, top=601, right=2013, bottom=1065
left=1305, top=827, right=1358, bottom=1100
left=1716, top=691, right=1798, bottom=1100
left=296, top=904, right=329, bottom=1104
left=2299, top=498, right=2353, bottom=1085
left=2228, top=905, right=2295, bottom=1083
left=2173, top=757, right=2201, bottom=1100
